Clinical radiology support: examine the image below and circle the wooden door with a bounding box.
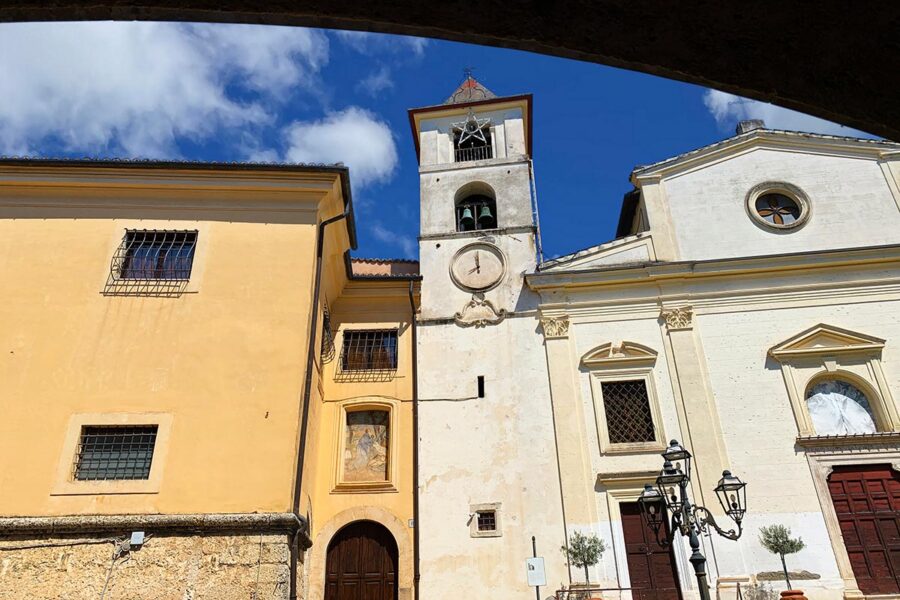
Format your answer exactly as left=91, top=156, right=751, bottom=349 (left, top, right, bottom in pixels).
left=828, top=464, right=900, bottom=595
left=621, top=501, right=682, bottom=600
left=325, top=521, right=398, bottom=600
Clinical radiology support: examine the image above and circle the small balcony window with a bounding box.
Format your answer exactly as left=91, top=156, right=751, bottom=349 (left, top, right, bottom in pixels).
left=338, top=330, right=399, bottom=381
left=452, top=111, right=493, bottom=163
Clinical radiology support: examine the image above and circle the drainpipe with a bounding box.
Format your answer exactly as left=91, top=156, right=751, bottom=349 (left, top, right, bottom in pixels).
left=289, top=207, right=350, bottom=600
left=408, top=281, right=421, bottom=600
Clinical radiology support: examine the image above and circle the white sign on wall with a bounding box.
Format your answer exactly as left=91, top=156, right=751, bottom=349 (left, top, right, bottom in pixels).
left=525, top=557, right=546, bottom=587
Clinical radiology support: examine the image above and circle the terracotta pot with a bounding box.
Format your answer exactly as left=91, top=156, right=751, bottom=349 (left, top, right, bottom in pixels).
left=781, top=590, right=808, bottom=600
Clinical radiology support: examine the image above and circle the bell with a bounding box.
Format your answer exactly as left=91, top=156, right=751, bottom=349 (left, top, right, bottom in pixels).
left=477, top=205, right=494, bottom=226
left=459, top=207, right=475, bottom=228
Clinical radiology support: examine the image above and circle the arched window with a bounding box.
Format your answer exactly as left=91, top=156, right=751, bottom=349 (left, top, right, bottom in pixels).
left=456, top=194, right=497, bottom=231
left=805, top=379, right=878, bottom=435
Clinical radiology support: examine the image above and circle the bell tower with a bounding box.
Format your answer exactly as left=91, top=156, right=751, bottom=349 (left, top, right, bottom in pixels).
left=410, top=77, right=566, bottom=597
left=409, top=74, right=537, bottom=323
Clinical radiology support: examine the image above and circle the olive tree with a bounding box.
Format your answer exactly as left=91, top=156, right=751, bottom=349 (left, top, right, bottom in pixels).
left=759, top=524, right=806, bottom=589
left=561, top=531, right=607, bottom=585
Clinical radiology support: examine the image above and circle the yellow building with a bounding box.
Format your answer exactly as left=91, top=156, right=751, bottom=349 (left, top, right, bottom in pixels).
left=0, top=158, right=419, bottom=600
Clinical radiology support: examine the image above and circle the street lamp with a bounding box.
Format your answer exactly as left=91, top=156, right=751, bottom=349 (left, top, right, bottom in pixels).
left=638, top=440, right=747, bottom=600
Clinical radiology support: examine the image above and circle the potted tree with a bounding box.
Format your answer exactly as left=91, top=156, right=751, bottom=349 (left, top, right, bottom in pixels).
left=561, top=531, right=607, bottom=599
left=759, top=524, right=807, bottom=600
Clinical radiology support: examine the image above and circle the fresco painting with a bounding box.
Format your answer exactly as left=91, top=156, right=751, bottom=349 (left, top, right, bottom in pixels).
left=344, top=410, right=389, bottom=482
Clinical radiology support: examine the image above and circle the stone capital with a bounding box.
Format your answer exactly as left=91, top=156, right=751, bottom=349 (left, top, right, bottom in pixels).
left=661, top=306, right=693, bottom=331
left=541, top=316, right=570, bottom=339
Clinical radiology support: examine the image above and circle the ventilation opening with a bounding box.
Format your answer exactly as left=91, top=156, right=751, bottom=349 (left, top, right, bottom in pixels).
left=477, top=375, right=485, bottom=398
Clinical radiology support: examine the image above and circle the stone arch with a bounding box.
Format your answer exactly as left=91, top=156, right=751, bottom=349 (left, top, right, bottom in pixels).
left=307, top=506, right=413, bottom=600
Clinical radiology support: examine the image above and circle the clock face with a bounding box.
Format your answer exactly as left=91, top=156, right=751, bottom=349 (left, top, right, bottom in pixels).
left=450, top=243, right=506, bottom=291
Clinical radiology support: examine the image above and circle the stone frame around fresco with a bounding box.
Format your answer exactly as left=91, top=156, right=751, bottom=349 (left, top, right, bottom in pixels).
left=332, top=398, right=398, bottom=494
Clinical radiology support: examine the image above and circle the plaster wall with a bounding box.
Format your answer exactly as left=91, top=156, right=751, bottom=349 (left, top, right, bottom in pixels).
left=0, top=170, right=347, bottom=518
left=419, top=159, right=533, bottom=236
left=416, top=315, right=569, bottom=597
left=305, top=286, right=416, bottom=600
left=417, top=108, right=526, bottom=167
left=659, top=148, right=900, bottom=261
left=696, top=299, right=900, bottom=591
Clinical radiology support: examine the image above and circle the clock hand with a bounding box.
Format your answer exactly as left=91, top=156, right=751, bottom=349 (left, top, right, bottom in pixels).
left=475, top=251, right=480, bottom=272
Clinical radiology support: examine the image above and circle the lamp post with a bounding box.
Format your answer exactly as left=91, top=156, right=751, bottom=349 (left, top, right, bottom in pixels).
left=638, top=440, right=747, bottom=600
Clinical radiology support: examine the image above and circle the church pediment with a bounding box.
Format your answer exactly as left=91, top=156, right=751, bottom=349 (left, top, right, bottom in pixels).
left=540, top=234, right=655, bottom=272
left=582, top=341, right=658, bottom=367
left=769, top=324, right=885, bottom=360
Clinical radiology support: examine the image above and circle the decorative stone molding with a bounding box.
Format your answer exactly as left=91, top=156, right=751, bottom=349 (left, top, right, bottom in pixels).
left=795, top=432, right=900, bottom=449
left=581, top=341, right=657, bottom=367
left=661, top=306, right=693, bottom=331
left=455, top=293, right=507, bottom=327
left=0, top=513, right=310, bottom=545
left=541, top=316, right=570, bottom=338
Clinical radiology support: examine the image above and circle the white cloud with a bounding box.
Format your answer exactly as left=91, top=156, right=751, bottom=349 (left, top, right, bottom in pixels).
left=283, top=107, right=398, bottom=188
left=370, top=222, right=417, bottom=258
left=703, top=89, right=873, bottom=138
left=0, top=22, right=329, bottom=157
left=356, top=66, right=395, bottom=97
left=334, top=30, right=428, bottom=57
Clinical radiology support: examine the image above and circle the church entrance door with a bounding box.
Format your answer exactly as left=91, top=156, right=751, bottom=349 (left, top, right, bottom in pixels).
left=828, top=464, right=900, bottom=595
left=621, top=501, right=682, bottom=600
left=325, top=520, right=398, bottom=600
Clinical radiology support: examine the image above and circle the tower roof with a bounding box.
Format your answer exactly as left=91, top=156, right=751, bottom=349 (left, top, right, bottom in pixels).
left=444, top=75, right=497, bottom=105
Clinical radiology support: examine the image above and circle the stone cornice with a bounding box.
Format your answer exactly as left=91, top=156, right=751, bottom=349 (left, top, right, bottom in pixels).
left=527, top=244, right=900, bottom=292
left=0, top=512, right=311, bottom=546
left=795, top=432, right=900, bottom=449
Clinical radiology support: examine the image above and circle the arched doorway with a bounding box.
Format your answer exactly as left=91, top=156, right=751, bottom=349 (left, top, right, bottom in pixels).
left=325, top=520, right=398, bottom=600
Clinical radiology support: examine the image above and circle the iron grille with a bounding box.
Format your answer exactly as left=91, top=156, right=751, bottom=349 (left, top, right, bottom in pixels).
left=73, top=425, right=159, bottom=481
left=476, top=511, right=497, bottom=532
left=112, top=230, right=197, bottom=280
left=338, top=330, right=398, bottom=379
left=321, top=303, right=335, bottom=364
left=454, top=144, right=493, bottom=162
left=601, top=380, right=656, bottom=444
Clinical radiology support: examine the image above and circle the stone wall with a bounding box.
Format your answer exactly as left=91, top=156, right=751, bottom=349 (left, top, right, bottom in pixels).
left=0, top=532, right=299, bottom=600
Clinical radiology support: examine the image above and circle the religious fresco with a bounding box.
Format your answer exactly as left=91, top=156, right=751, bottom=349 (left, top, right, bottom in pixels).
left=344, top=410, right=389, bottom=482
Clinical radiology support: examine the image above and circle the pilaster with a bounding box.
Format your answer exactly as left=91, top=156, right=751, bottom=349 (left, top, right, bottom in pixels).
left=540, top=316, right=597, bottom=546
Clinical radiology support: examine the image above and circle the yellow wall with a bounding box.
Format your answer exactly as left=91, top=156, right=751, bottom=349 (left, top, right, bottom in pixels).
left=0, top=165, right=350, bottom=517
left=305, top=278, right=417, bottom=592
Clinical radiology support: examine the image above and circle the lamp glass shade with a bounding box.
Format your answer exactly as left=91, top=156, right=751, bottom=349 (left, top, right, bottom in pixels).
left=638, top=484, right=664, bottom=533
left=714, top=470, right=747, bottom=523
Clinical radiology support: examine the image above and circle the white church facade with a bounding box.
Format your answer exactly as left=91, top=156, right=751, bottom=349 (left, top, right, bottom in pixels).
left=412, top=76, right=900, bottom=600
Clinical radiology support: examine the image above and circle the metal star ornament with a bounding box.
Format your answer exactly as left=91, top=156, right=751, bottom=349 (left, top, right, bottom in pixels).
left=452, top=110, right=491, bottom=145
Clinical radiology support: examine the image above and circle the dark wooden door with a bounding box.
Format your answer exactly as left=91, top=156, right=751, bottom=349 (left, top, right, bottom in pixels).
left=621, top=501, right=682, bottom=600
left=828, top=464, right=900, bottom=595
left=325, top=521, right=398, bottom=600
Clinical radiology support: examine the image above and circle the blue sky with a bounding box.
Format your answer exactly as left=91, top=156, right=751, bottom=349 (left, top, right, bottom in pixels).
left=0, top=22, right=873, bottom=260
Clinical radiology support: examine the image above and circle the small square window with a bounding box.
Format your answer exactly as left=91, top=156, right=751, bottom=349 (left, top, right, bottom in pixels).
left=73, top=425, right=159, bottom=481
left=115, top=230, right=197, bottom=280
left=601, top=380, right=655, bottom=444
left=470, top=502, right=502, bottom=538
left=476, top=510, right=496, bottom=532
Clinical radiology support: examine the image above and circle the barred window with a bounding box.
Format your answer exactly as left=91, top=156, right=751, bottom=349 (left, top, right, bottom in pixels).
left=73, top=425, right=159, bottom=481
left=340, top=330, right=399, bottom=372
left=601, top=380, right=656, bottom=444
left=476, top=510, right=497, bottom=532
left=115, top=230, right=197, bottom=280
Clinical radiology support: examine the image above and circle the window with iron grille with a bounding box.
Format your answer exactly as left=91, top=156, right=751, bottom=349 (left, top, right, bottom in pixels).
left=476, top=510, right=497, bottom=532
left=340, top=330, right=399, bottom=373
left=113, top=230, right=197, bottom=280
left=73, top=425, right=158, bottom=481
left=601, top=380, right=656, bottom=444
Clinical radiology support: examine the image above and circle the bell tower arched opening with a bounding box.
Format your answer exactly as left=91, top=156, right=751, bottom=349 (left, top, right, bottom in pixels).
left=455, top=182, right=497, bottom=232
